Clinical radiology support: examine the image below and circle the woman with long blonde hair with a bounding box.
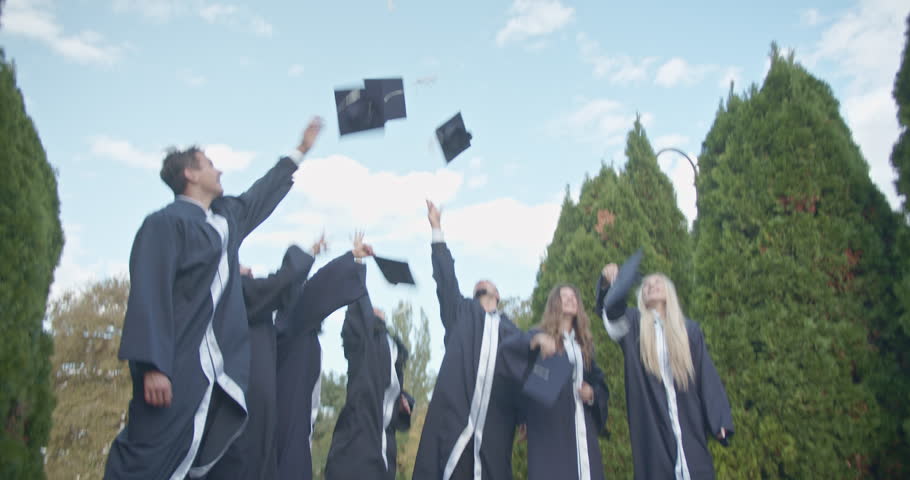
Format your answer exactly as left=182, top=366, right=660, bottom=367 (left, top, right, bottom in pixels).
left=521, top=284, right=609, bottom=480
left=597, top=261, right=733, bottom=480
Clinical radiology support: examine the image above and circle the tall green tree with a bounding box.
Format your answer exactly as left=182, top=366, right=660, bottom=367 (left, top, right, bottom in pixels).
left=892, top=15, right=910, bottom=209
left=0, top=49, right=65, bottom=479
left=693, top=46, right=906, bottom=478
left=521, top=120, right=694, bottom=478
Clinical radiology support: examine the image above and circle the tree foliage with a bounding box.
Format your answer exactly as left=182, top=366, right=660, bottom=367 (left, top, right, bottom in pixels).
left=693, top=46, right=908, bottom=478
left=0, top=48, right=64, bottom=479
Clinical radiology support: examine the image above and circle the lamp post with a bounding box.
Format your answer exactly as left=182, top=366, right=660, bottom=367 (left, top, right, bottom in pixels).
left=656, top=147, right=698, bottom=189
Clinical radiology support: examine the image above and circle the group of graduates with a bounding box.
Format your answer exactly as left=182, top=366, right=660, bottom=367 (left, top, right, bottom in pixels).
left=102, top=116, right=735, bottom=480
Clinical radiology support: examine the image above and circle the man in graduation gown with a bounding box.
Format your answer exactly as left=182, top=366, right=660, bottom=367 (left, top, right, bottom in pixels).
left=206, top=240, right=323, bottom=480
left=324, top=256, right=414, bottom=480
left=105, top=118, right=324, bottom=480
left=274, top=235, right=373, bottom=480
left=595, top=262, right=734, bottom=480
left=413, top=200, right=557, bottom=480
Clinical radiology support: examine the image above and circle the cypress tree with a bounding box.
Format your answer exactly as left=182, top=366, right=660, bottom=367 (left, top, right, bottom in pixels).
left=0, top=49, right=64, bottom=479
left=693, top=46, right=905, bottom=478
left=524, top=121, right=694, bottom=478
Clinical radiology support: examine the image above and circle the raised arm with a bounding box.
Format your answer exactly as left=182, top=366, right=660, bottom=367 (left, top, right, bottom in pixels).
left=242, top=245, right=315, bottom=321
left=280, top=232, right=372, bottom=338
left=224, top=117, right=324, bottom=239
left=595, top=263, right=632, bottom=342
left=427, top=200, right=474, bottom=334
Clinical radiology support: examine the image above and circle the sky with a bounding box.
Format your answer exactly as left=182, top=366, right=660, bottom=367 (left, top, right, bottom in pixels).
left=1, top=0, right=907, bottom=376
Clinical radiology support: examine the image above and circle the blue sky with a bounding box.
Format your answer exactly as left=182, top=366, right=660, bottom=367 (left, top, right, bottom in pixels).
left=2, top=0, right=907, bottom=376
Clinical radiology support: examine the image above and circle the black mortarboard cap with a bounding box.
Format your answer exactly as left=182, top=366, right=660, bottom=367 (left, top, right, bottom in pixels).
left=436, top=112, right=472, bottom=163
left=365, top=77, right=407, bottom=121
left=335, top=87, right=384, bottom=136
left=603, top=248, right=644, bottom=312
left=374, top=256, right=416, bottom=285
left=521, top=352, right=573, bottom=408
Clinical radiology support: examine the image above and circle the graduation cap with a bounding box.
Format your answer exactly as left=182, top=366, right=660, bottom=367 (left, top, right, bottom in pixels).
left=373, top=256, right=416, bottom=285
left=436, top=112, right=472, bottom=163
left=335, top=77, right=407, bottom=136
left=365, top=77, right=407, bottom=121
left=521, top=352, right=573, bottom=408
left=603, top=248, right=644, bottom=313
left=335, top=87, right=384, bottom=135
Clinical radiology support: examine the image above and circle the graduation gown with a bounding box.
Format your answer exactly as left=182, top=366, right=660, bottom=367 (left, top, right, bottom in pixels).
left=412, top=242, right=537, bottom=480
left=595, top=276, right=734, bottom=480
left=105, top=157, right=299, bottom=480
left=520, top=329, right=609, bottom=480
left=324, top=291, right=413, bottom=480
left=206, top=246, right=315, bottom=480
left=274, top=252, right=368, bottom=480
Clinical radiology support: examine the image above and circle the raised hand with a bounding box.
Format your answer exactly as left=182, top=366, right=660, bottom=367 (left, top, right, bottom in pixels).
left=426, top=199, right=441, bottom=229
left=530, top=332, right=557, bottom=359
left=298, top=116, right=324, bottom=154
left=352, top=230, right=374, bottom=259
left=311, top=231, right=328, bottom=256
left=144, top=370, right=173, bottom=408
left=602, top=263, right=619, bottom=285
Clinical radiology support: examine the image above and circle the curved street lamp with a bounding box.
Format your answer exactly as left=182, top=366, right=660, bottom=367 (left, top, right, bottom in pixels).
left=655, top=147, right=698, bottom=186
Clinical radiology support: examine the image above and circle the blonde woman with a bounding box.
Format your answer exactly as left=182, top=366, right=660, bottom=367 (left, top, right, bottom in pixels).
left=597, top=263, right=733, bottom=480
left=522, top=284, right=609, bottom=480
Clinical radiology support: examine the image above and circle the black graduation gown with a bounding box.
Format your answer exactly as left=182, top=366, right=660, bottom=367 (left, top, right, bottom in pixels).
left=520, top=329, right=609, bottom=480
left=324, top=292, right=413, bottom=480
left=274, top=252, right=368, bottom=480
left=412, top=242, right=536, bottom=480
left=206, top=246, right=315, bottom=480
left=595, top=276, right=734, bottom=480
left=105, top=157, right=299, bottom=480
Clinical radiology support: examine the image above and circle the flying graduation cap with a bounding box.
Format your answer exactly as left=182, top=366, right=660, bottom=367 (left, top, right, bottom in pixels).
left=436, top=112, right=472, bottom=163
left=373, top=255, right=416, bottom=286
left=335, top=77, right=407, bottom=136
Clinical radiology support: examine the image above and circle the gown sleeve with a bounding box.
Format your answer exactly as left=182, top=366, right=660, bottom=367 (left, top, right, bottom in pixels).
left=118, top=214, right=180, bottom=378
left=693, top=322, right=735, bottom=446
left=430, top=242, right=476, bottom=338
left=584, top=359, right=610, bottom=437
left=219, top=157, right=298, bottom=240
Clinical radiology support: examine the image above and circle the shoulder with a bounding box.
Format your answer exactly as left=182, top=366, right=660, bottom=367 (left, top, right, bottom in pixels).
left=685, top=317, right=705, bottom=342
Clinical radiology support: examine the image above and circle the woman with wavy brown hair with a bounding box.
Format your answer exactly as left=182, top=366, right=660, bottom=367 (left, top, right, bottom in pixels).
left=521, top=284, right=609, bottom=480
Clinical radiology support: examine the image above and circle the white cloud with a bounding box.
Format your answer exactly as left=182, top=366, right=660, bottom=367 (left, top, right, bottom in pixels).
left=273, top=155, right=463, bottom=235
left=550, top=99, right=647, bottom=147
left=805, top=0, right=907, bottom=208
left=576, top=33, right=656, bottom=84
left=203, top=144, right=256, bottom=172
left=801, top=8, right=824, bottom=26
left=288, top=64, right=305, bottom=77
left=250, top=16, right=273, bottom=37
left=51, top=223, right=128, bottom=299
left=467, top=174, right=489, bottom=189
left=90, top=136, right=255, bottom=172
left=112, top=0, right=187, bottom=20
left=4, top=0, right=123, bottom=65
left=496, top=0, right=574, bottom=47
left=90, top=136, right=160, bottom=169
left=468, top=157, right=483, bottom=169
left=199, top=3, right=238, bottom=23
left=657, top=151, right=698, bottom=228
left=178, top=69, right=207, bottom=87
left=442, top=199, right=561, bottom=267
left=654, top=57, right=716, bottom=87
left=718, top=66, right=743, bottom=89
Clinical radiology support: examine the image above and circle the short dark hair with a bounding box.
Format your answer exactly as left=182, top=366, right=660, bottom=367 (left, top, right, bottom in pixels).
left=160, top=146, right=202, bottom=195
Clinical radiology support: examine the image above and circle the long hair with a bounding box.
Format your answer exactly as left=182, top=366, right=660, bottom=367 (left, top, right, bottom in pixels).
left=538, top=284, right=594, bottom=370
left=637, top=274, right=695, bottom=390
